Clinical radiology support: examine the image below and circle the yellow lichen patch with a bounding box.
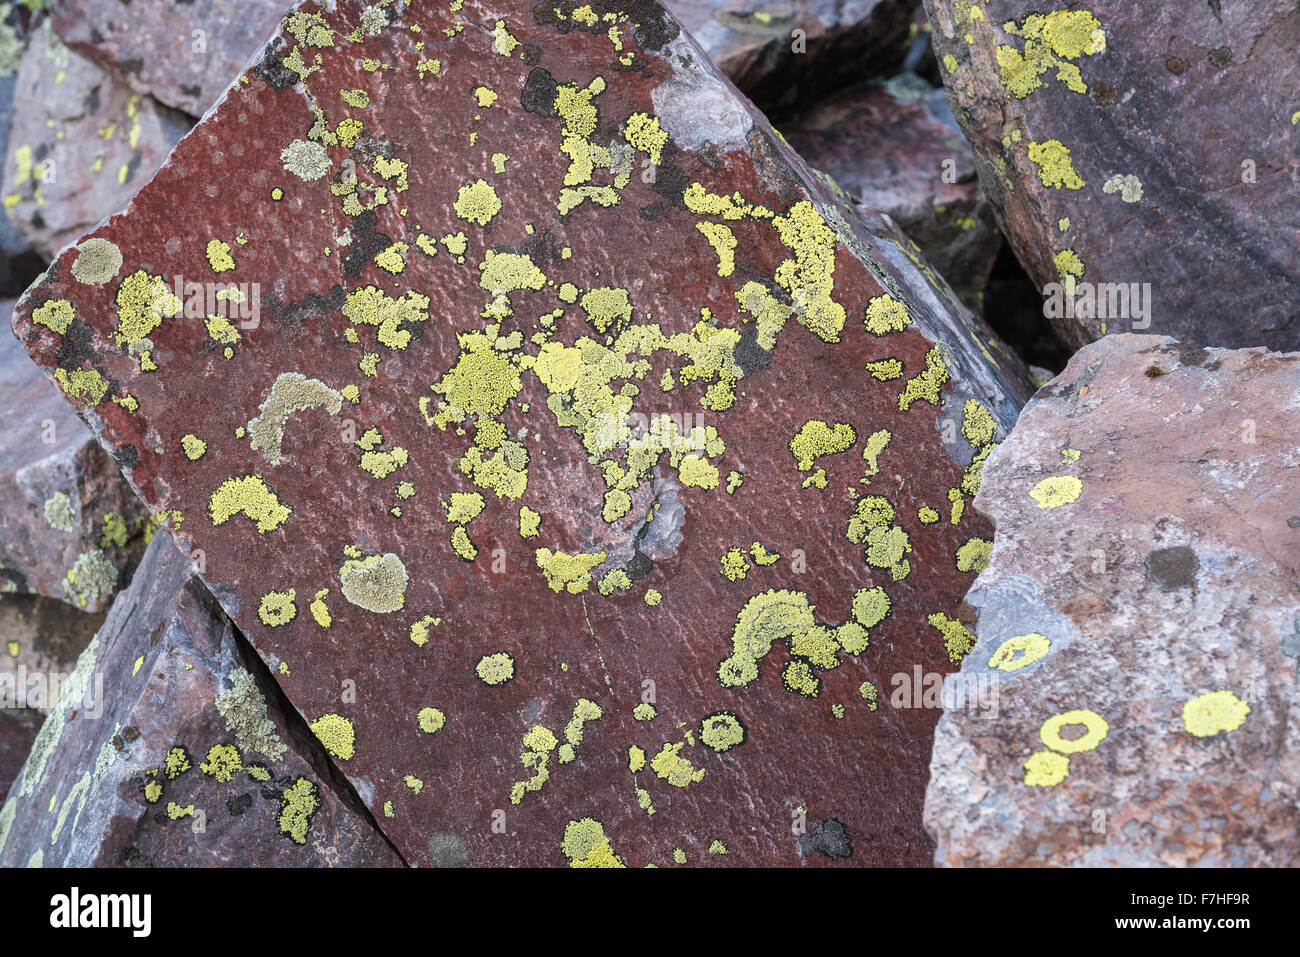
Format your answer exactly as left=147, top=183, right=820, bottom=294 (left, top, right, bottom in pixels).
left=166, top=802, right=195, bottom=820
left=628, top=745, right=646, bottom=773
left=99, top=512, right=128, bottom=549
left=113, top=269, right=182, bottom=346
left=1029, top=475, right=1083, bottom=509
left=781, top=658, right=821, bottom=697
left=1027, top=140, right=1085, bottom=190
left=342, top=285, right=429, bottom=351
left=633, top=703, right=657, bottom=721
left=426, top=332, right=522, bottom=429
left=1182, top=690, right=1250, bottom=738
left=476, top=652, right=515, bottom=686
left=510, top=725, right=556, bottom=803
left=580, top=287, right=632, bottom=333
left=860, top=428, right=892, bottom=483
left=863, top=293, right=912, bottom=335
left=180, top=434, right=207, bottom=461
left=989, top=633, right=1050, bottom=672
left=205, top=239, right=236, bottom=273
left=700, top=711, right=746, bottom=753
left=770, top=200, right=845, bottom=342
left=33, top=299, right=76, bottom=334
left=955, top=537, right=993, bottom=573
left=998, top=9, right=1106, bottom=98
left=789, top=420, right=856, bottom=472
left=473, top=85, right=498, bottom=108
left=309, top=713, right=356, bottom=760
left=258, top=588, right=297, bottom=627
left=339, top=552, right=408, bottom=613
left=246, top=373, right=343, bottom=466
left=898, top=348, right=949, bottom=410
left=929, top=612, right=976, bottom=663
left=417, top=707, right=446, bottom=734
left=1024, top=750, right=1070, bottom=787
left=559, top=698, right=602, bottom=763
left=374, top=241, right=408, bottom=274
left=696, top=221, right=737, bottom=277
left=644, top=588, right=662, bottom=606
left=718, top=589, right=815, bottom=688
left=199, top=743, right=242, bottom=782
left=209, top=475, right=291, bottom=533
left=71, top=237, right=122, bottom=285
left=453, top=179, right=502, bottom=226
left=1040, top=709, right=1108, bottom=754
left=53, top=368, right=109, bottom=407
left=720, top=547, right=750, bottom=582
left=519, top=505, right=541, bottom=539
left=278, top=777, right=320, bottom=845
left=409, top=614, right=440, bottom=646
left=309, top=589, right=331, bottom=628
left=561, top=817, right=624, bottom=868
left=623, top=112, right=667, bottom=164
left=650, top=742, right=705, bottom=788
left=535, top=548, right=606, bottom=594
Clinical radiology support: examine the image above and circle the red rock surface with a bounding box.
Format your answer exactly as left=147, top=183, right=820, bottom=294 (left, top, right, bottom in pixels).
left=12, top=0, right=1031, bottom=867
left=1, top=300, right=148, bottom=611
left=926, top=334, right=1300, bottom=865
left=0, top=532, right=402, bottom=867
left=924, top=0, right=1300, bottom=351
left=48, top=0, right=288, bottom=118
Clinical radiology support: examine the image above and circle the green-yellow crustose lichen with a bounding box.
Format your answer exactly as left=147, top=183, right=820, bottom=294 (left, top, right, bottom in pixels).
left=476, top=652, right=515, bottom=685
left=70, top=237, right=122, bottom=285
left=1040, top=709, right=1109, bottom=753
left=790, top=420, right=856, bottom=472
left=561, top=817, right=624, bottom=868
left=535, top=548, right=606, bottom=594
left=417, top=707, right=446, bottom=734
left=453, top=178, right=502, bottom=225
left=181, top=434, right=207, bottom=460
left=339, top=552, right=408, bottom=612
left=1029, top=475, right=1083, bottom=509
left=1027, top=139, right=1085, bottom=190
left=898, top=348, right=949, bottom=411
left=113, top=269, right=182, bottom=347
left=209, top=475, right=291, bottom=533
left=955, top=537, right=993, bottom=573
left=989, top=633, right=1050, bottom=672
left=650, top=742, right=705, bottom=788
left=199, top=743, right=242, bottom=782
left=929, top=612, right=977, bottom=663
left=1182, top=690, right=1250, bottom=738
left=278, top=777, right=320, bottom=845
left=863, top=293, right=911, bottom=335
left=33, top=299, right=75, bottom=334
left=309, top=713, right=356, bottom=760
left=997, top=9, right=1106, bottom=98
left=1024, top=750, right=1070, bottom=787
left=700, top=711, right=746, bottom=753
left=258, top=589, right=297, bottom=627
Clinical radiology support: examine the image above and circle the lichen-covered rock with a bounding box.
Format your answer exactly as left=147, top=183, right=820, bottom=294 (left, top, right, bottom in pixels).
left=1, top=302, right=148, bottom=611
left=48, top=0, right=288, bottom=118
left=924, top=1, right=1300, bottom=352
left=925, top=334, right=1300, bottom=866
left=13, top=0, right=1031, bottom=867
left=0, top=531, right=403, bottom=867
left=1, top=593, right=105, bottom=713
left=782, top=73, right=999, bottom=313
left=2, top=18, right=191, bottom=260
left=666, top=0, right=917, bottom=114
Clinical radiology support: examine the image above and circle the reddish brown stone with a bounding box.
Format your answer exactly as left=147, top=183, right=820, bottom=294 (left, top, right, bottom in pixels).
left=926, top=334, right=1300, bottom=866
left=1, top=300, right=148, bottom=611
left=666, top=0, right=917, bottom=114
left=48, top=0, right=288, bottom=118
left=0, top=532, right=403, bottom=867
left=2, top=18, right=190, bottom=260
left=13, top=0, right=1031, bottom=867
left=925, top=1, right=1300, bottom=351
left=781, top=74, right=999, bottom=313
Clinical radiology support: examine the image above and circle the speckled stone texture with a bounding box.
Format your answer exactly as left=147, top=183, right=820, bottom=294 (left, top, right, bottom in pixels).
left=926, top=334, right=1300, bottom=866
left=0, top=303, right=148, bottom=611
left=782, top=73, right=999, bottom=313
left=666, top=0, right=917, bottom=114
left=0, top=531, right=403, bottom=868
left=13, top=0, right=1032, bottom=867
left=2, top=18, right=191, bottom=260
left=48, top=0, right=288, bottom=118
left=1, top=593, right=105, bottom=713
left=0, top=708, right=39, bottom=799
left=924, top=0, right=1300, bottom=351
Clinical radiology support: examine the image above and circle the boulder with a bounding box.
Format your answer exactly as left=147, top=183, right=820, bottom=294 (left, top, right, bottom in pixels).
left=0, top=709, right=39, bottom=799
left=924, top=0, right=1300, bottom=351
left=1, top=593, right=105, bottom=713
left=0, top=531, right=403, bottom=867
left=2, top=19, right=191, bottom=260
left=13, top=0, right=1031, bottom=867
left=926, top=334, right=1300, bottom=866
left=48, top=0, right=288, bottom=118
left=1, top=299, right=148, bottom=611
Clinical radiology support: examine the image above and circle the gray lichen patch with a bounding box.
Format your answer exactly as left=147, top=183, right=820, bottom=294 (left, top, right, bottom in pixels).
left=64, top=551, right=118, bottom=608
left=280, top=138, right=331, bottom=181
left=247, top=372, right=343, bottom=466
left=70, top=238, right=124, bottom=285
left=339, top=552, right=408, bottom=613
left=215, top=667, right=287, bottom=761
left=43, top=492, right=77, bottom=533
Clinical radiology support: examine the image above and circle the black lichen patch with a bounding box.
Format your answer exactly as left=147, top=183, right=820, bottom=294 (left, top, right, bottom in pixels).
left=521, top=68, right=559, bottom=118
left=342, top=210, right=393, bottom=280
left=111, top=443, right=141, bottom=473
left=798, top=817, right=853, bottom=859
left=1144, top=546, right=1198, bottom=592
left=251, top=44, right=300, bottom=91
left=227, top=793, right=253, bottom=816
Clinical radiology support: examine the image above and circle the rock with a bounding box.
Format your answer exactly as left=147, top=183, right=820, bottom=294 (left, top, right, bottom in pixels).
left=1, top=593, right=105, bottom=713
left=2, top=18, right=191, bottom=260
left=0, top=531, right=403, bottom=867
left=924, top=1, right=1300, bottom=352
left=12, top=0, right=1032, bottom=867
left=0, top=6, right=40, bottom=288
left=665, top=0, right=917, bottom=114
left=925, top=334, right=1300, bottom=866
left=1, top=301, right=149, bottom=611
left=48, top=0, right=288, bottom=118
left=781, top=73, right=1000, bottom=313
left=0, top=709, right=40, bottom=799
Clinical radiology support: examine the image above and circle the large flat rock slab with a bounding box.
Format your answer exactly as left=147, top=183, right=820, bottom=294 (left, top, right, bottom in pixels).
left=0, top=531, right=403, bottom=867
left=924, top=1, right=1300, bottom=351
left=926, top=334, right=1300, bottom=866
left=13, top=0, right=1031, bottom=867
left=1, top=304, right=148, bottom=611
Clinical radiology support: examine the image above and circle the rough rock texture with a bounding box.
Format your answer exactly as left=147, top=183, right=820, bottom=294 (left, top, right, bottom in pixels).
left=666, top=0, right=917, bottom=114
left=782, top=73, right=999, bottom=313
left=49, top=0, right=288, bottom=118
left=2, top=593, right=105, bottom=713
left=0, top=531, right=403, bottom=867
left=13, top=0, right=1032, bottom=867
left=0, top=708, right=39, bottom=799
left=2, top=18, right=191, bottom=260
left=925, top=1, right=1300, bottom=351
left=0, top=7, right=38, bottom=282
left=1, top=302, right=148, bottom=611
left=926, top=334, right=1300, bottom=866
